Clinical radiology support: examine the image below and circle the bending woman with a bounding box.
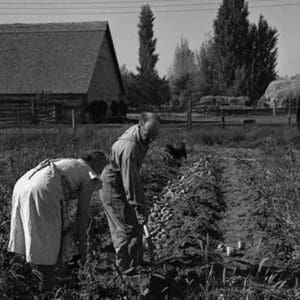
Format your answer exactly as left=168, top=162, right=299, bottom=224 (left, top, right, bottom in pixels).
left=7, top=150, right=107, bottom=296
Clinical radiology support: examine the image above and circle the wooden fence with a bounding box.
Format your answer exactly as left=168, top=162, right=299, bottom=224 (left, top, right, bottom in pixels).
left=1, top=97, right=299, bottom=128
left=128, top=102, right=299, bottom=129
left=0, top=98, right=59, bottom=127
left=128, top=105, right=296, bottom=115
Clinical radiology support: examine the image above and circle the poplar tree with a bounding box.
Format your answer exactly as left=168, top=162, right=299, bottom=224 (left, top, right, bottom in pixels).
left=213, top=0, right=250, bottom=94
left=134, top=5, right=170, bottom=105
left=137, top=4, right=158, bottom=76
left=168, top=38, right=197, bottom=104
left=248, top=15, right=278, bottom=100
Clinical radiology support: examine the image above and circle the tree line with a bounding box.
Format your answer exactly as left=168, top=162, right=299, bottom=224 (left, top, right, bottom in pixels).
left=122, top=0, right=278, bottom=107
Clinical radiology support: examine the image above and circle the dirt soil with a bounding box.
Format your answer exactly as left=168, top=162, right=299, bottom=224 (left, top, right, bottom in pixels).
left=217, top=148, right=264, bottom=264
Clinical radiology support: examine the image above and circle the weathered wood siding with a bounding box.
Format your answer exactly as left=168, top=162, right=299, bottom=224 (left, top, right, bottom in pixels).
left=0, top=94, right=86, bottom=124
left=87, top=31, right=122, bottom=110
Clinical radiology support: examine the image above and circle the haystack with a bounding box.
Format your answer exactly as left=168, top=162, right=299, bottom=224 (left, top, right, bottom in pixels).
left=264, top=74, right=300, bottom=108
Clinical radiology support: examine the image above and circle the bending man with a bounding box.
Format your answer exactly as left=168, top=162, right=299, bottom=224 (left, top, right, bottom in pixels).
left=100, top=112, right=160, bottom=275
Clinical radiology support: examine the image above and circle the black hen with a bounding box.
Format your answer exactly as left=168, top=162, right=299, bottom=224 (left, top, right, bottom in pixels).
left=165, top=141, right=187, bottom=160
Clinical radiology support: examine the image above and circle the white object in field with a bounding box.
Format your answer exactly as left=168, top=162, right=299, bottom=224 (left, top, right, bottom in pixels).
left=226, top=246, right=236, bottom=257
left=237, top=240, right=245, bottom=250
left=217, top=243, right=225, bottom=252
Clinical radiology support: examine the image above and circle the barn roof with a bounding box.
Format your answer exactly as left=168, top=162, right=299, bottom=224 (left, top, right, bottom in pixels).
left=0, top=21, right=124, bottom=95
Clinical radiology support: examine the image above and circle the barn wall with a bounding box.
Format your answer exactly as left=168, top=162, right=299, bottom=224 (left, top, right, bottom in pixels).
left=87, top=31, right=122, bottom=115
left=0, top=94, right=87, bottom=124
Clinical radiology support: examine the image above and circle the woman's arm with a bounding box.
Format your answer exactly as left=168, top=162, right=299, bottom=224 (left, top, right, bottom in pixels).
left=77, top=180, right=97, bottom=263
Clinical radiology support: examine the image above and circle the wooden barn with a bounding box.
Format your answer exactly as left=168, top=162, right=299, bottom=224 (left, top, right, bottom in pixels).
left=0, top=21, right=125, bottom=124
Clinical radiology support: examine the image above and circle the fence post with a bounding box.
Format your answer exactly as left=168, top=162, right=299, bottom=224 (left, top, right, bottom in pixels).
left=221, top=108, right=225, bottom=129
left=186, top=97, right=192, bottom=131
left=288, top=97, right=292, bottom=127
left=31, top=98, right=36, bottom=124
left=72, top=109, right=76, bottom=134
left=52, top=104, right=56, bottom=123
left=296, top=96, right=300, bottom=130
left=17, top=110, right=21, bottom=129
left=273, top=100, right=277, bottom=116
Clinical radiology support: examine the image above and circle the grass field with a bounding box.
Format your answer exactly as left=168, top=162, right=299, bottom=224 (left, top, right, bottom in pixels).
left=1, top=125, right=300, bottom=299
left=127, top=112, right=296, bottom=125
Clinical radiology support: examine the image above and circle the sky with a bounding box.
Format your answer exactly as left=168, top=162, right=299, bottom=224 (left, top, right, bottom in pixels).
left=0, top=0, right=299, bottom=77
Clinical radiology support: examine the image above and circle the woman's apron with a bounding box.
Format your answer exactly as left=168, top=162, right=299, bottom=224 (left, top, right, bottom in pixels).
left=28, top=159, right=79, bottom=263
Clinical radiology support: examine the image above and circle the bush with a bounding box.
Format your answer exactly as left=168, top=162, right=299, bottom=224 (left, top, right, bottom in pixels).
left=110, top=100, right=119, bottom=116
left=118, top=100, right=128, bottom=116
left=169, top=97, right=180, bottom=107
left=88, top=100, right=107, bottom=123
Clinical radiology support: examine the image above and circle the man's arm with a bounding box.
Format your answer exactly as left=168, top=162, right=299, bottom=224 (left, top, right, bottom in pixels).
left=121, top=156, right=148, bottom=222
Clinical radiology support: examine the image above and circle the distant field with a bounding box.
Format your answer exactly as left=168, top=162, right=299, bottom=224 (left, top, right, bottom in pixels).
left=0, top=114, right=298, bottom=137
left=127, top=112, right=296, bottom=125
left=0, top=110, right=296, bottom=133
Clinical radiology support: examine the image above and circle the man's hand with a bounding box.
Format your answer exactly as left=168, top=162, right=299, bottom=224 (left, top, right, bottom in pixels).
left=134, top=204, right=149, bottom=225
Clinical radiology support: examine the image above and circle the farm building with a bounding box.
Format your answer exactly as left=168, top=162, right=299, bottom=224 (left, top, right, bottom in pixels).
left=0, top=21, right=125, bottom=124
